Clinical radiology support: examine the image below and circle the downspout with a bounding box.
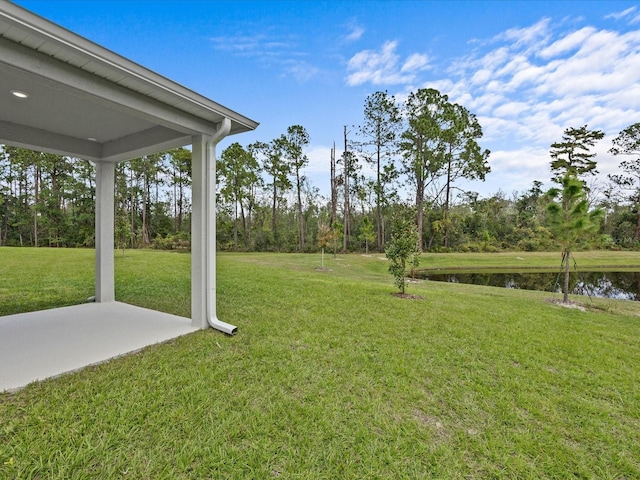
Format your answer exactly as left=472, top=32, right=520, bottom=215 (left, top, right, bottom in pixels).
left=206, top=118, right=238, bottom=335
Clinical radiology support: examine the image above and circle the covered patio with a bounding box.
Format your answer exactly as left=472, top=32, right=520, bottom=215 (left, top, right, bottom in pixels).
left=0, top=3, right=258, bottom=391
left=0, top=303, right=197, bottom=391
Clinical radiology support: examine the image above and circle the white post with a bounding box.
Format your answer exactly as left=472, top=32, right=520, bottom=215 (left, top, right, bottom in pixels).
left=95, top=160, right=115, bottom=302
left=191, top=134, right=210, bottom=328
left=191, top=120, right=234, bottom=332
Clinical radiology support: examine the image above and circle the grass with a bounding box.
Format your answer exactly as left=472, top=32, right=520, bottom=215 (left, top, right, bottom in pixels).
left=1, top=247, right=640, bottom=478
left=0, top=247, right=95, bottom=316
left=418, top=250, right=640, bottom=272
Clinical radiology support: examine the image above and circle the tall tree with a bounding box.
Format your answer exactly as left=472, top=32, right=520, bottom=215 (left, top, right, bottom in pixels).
left=609, top=122, right=640, bottom=241
left=550, top=125, right=605, bottom=185
left=129, top=154, right=164, bottom=245
left=168, top=147, right=191, bottom=232
left=32, top=151, right=41, bottom=246
left=400, top=88, right=449, bottom=251
left=4, top=147, right=38, bottom=245
left=439, top=102, right=490, bottom=247
left=282, top=125, right=310, bottom=251
left=218, top=142, right=261, bottom=250
left=515, top=180, right=544, bottom=228
left=338, top=126, right=359, bottom=252
left=250, top=139, right=291, bottom=248
left=66, top=158, right=95, bottom=247
left=330, top=143, right=338, bottom=226
left=358, top=91, right=402, bottom=251
left=0, top=146, right=10, bottom=245
left=546, top=174, right=603, bottom=303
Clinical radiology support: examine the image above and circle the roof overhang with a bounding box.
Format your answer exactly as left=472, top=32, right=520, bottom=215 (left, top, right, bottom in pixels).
left=0, top=2, right=258, bottom=163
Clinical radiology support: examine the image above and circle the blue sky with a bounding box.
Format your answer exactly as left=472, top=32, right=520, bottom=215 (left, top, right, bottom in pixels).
left=15, top=0, right=640, bottom=200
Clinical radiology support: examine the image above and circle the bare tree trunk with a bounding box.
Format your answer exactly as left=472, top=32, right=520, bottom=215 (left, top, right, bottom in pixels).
left=271, top=179, right=278, bottom=242
left=416, top=187, right=424, bottom=252
left=240, top=200, right=247, bottom=247
left=415, top=137, right=424, bottom=252
left=173, top=164, right=178, bottom=231
left=343, top=127, right=349, bottom=253
left=130, top=166, right=135, bottom=248
left=563, top=249, right=570, bottom=303
left=233, top=194, right=238, bottom=251
left=444, top=152, right=452, bottom=249
left=178, top=170, right=184, bottom=231
left=142, top=171, right=150, bottom=245
left=296, top=166, right=304, bottom=251
left=330, top=143, right=337, bottom=226
left=376, top=143, right=382, bottom=252
left=33, top=161, right=39, bottom=247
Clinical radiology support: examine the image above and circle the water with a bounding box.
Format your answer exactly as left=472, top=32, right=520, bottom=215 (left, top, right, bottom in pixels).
left=418, top=271, right=640, bottom=300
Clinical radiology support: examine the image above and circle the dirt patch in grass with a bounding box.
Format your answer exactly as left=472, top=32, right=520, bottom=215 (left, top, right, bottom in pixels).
left=391, top=292, right=426, bottom=300
left=545, top=298, right=586, bottom=311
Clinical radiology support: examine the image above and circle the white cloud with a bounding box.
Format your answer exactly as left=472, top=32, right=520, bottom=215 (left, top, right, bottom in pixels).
left=210, top=32, right=320, bottom=82
left=284, top=60, right=319, bottom=82
left=538, top=27, right=596, bottom=59
left=401, top=53, right=430, bottom=73
left=339, top=14, right=640, bottom=197
left=494, top=17, right=552, bottom=50
left=306, top=145, right=337, bottom=173
left=346, top=41, right=429, bottom=86
left=470, top=68, right=492, bottom=85
left=210, top=34, right=291, bottom=55
left=493, top=101, right=530, bottom=118
left=428, top=20, right=640, bottom=195
left=344, top=24, right=365, bottom=42
left=605, top=6, right=637, bottom=21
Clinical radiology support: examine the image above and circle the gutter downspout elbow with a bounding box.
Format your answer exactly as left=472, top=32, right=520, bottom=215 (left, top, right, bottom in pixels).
left=205, top=119, right=237, bottom=335
left=208, top=317, right=238, bottom=335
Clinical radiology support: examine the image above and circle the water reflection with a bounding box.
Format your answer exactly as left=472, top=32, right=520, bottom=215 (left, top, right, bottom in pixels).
left=420, top=271, right=640, bottom=300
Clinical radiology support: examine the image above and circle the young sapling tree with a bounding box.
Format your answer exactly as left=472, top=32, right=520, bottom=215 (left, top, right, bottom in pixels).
left=546, top=174, right=603, bottom=302
left=358, top=216, right=375, bottom=254
left=385, top=208, right=420, bottom=294
left=317, top=223, right=334, bottom=269
left=115, top=211, right=131, bottom=257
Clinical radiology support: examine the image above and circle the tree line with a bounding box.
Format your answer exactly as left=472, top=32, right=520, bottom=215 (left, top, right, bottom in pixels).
left=1, top=88, right=640, bottom=255
left=0, top=146, right=192, bottom=249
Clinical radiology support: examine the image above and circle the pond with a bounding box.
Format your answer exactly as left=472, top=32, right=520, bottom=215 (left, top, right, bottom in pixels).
left=417, top=271, right=640, bottom=300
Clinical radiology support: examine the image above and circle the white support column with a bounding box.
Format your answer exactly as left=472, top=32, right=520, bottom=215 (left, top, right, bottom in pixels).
left=191, top=134, right=210, bottom=328
left=95, top=160, right=115, bottom=302
left=191, top=119, right=234, bottom=332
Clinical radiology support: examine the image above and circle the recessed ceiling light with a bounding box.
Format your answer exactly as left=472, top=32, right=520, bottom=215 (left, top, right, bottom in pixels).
left=88, top=137, right=98, bottom=142
left=11, top=90, right=29, bottom=99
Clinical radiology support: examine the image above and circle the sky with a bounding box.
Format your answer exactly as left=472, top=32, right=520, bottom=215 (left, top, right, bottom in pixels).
left=13, top=0, right=640, bottom=201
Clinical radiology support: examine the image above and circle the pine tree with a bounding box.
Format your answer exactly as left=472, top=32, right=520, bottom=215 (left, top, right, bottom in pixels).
left=550, top=125, right=605, bottom=185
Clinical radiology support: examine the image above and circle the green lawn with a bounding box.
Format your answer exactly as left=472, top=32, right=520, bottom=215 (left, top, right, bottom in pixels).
left=1, top=248, right=640, bottom=478
left=418, top=250, right=640, bottom=272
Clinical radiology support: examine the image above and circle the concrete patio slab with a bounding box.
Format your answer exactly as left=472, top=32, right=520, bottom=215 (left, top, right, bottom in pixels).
left=0, top=302, right=199, bottom=392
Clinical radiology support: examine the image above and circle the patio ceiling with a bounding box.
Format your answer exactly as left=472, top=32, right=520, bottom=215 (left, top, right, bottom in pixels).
left=0, top=2, right=258, bottom=163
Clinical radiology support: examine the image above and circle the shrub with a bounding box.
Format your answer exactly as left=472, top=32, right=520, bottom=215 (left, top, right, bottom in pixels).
left=152, top=232, right=191, bottom=251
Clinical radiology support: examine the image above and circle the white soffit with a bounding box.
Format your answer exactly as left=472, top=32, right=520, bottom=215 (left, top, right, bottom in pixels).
left=0, top=2, right=258, bottom=162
